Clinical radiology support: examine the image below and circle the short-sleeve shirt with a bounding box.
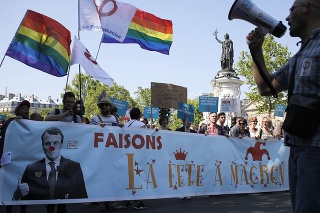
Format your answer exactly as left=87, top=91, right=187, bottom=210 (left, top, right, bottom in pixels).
left=48, top=109, right=81, bottom=123
left=273, top=28, right=320, bottom=147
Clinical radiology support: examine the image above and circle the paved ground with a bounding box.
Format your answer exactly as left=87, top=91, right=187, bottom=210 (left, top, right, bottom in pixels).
left=1, top=191, right=292, bottom=213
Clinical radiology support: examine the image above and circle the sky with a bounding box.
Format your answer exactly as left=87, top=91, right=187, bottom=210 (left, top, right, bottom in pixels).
left=0, top=0, right=300, bottom=102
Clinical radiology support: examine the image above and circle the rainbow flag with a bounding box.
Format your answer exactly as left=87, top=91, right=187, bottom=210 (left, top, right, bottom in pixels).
left=102, top=9, right=173, bottom=55
left=6, top=10, right=71, bottom=77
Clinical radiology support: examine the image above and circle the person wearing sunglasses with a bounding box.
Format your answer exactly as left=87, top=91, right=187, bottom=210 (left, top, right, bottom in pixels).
left=229, top=117, right=250, bottom=138
left=90, top=97, right=119, bottom=127
left=246, top=0, right=320, bottom=211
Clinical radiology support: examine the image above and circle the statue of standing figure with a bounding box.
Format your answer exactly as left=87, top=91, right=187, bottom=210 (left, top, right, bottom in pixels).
left=213, top=29, right=234, bottom=70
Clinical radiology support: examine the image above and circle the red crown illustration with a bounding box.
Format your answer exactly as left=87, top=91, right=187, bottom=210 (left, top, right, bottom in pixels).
left=245, top=142, right=271, bottom=161
left=174, top=148, right=188, bottom=160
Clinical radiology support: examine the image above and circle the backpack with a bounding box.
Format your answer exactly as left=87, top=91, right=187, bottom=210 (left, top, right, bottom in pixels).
left=55, top=109, right=77, bottom=123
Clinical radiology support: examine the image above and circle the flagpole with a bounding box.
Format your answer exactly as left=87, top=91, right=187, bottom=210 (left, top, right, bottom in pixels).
left=78, top=0, right=83, bottom=121
left=95, top=35, right=103, bottom=60
left=0, top=55, right=6, bottom=68
left=65, top=66, right=70, bottom=93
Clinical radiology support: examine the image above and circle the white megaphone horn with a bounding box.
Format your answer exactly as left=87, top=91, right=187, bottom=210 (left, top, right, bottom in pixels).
left=228, top=0, right=287, bottom=38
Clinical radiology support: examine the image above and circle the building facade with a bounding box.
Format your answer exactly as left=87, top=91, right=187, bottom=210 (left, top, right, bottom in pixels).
left=0, top=93, right=61, bottom=114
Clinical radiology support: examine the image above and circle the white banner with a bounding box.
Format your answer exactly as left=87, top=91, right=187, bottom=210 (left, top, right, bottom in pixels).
left=0, top=120, right=289, bottom=205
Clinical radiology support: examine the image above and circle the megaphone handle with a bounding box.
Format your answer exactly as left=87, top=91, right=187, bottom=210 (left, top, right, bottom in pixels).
left=246, top=29, right=267, bottom=45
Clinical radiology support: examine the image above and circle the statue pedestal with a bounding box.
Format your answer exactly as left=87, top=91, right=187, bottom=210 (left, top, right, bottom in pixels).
left=210, top=68, right=242, bottom=125
left=214, top=69, right=239, bottom=80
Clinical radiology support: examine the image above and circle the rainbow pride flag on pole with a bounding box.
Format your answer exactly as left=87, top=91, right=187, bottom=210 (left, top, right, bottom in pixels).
left=102, top=9, right=173, bottom=55
left=6, top=10, right=71, bottom=77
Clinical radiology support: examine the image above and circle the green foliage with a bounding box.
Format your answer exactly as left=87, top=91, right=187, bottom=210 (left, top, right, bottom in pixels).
left=234, top=35, right=291, bottom=113
left=188, top=99, right=202, bottom=127
left=166, top=99, right=203, bottom=130
left=65, top=74, right=132, bottom=119
left=86, top=82, right=132, bottom=119
left=168, top=110, right=181, bottom=130
left=64, top=73, right=93, bottom=103
left=134, top=86, right=151, bottom=113
left=0, top=112, right=14, bottom=119
left=64, top=78, right=202, bottom=127
left=38, top=108, right=52, bottom=118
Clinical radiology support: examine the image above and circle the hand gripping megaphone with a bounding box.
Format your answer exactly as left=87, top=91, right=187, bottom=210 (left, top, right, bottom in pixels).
left=228, top=0, right=287, bottom=38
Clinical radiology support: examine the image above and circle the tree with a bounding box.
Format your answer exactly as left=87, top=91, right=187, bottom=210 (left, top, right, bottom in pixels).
left=134, top=86, right=151, bottom=112
left=0, top=112, right=14, bottom=119
left=65, top=73, right=93, bottom=103
left=85, top=82, right=132, bottom=119
left=38, top=108, right=52, bottom=118
left=164, top=99, right=202, bottom=130
left=234, top=35, right=291, bottom=113
left=188, top=99, right=202, bottom=127
left=64, top=74, right=132, bottom=119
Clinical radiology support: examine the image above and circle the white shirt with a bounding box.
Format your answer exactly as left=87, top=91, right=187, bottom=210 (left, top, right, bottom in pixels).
left=45, top=155, right=61, bottom=180
left=124, top=120, right=146, bottom=128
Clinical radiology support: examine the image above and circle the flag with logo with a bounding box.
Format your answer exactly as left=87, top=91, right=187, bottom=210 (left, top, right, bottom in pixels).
left=79, top=0, right=137, bottom=42
left=70, top=37, right=114, bottom=86
left=79, top=0, right=173, bottom=55
left=6, top=10, right=71, bottom=77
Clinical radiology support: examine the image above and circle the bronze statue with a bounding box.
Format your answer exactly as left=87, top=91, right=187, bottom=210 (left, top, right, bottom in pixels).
left=214, top=29, right=234, bottom=70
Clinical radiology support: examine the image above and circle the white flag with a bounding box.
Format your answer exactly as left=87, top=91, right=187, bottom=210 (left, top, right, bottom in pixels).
left=70, top=37, right=114, bottom=86
left=79, top=0, right=137, bottom=42
left=79, top=0, right=102, bottom=31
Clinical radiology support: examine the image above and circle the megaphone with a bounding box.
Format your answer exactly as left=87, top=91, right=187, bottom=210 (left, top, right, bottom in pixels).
left=228, top=0, right=286, bottom=38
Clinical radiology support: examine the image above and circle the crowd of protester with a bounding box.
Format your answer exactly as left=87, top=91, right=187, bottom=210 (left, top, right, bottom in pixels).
left=0, top=91, right=284, bottom=213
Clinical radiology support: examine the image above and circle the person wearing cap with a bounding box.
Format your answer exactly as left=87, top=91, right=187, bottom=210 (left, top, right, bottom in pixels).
left=14, top=100, right=31, bottom=119
left=90, top=97, right=119, bottom=127
left=45, top=92, right=81, bottom=123
left=1, top=100, right=31, bottom=157
left=89, top=97, right=123, bottom=211
left=2, top=100, right=30, bottom=213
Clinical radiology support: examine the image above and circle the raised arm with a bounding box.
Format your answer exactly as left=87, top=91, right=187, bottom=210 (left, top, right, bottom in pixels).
left=246, top=28, right=285, bottom=96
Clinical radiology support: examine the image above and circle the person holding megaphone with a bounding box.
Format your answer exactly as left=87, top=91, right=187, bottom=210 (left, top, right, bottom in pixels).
left=244, top=0, right=320, bottom=212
